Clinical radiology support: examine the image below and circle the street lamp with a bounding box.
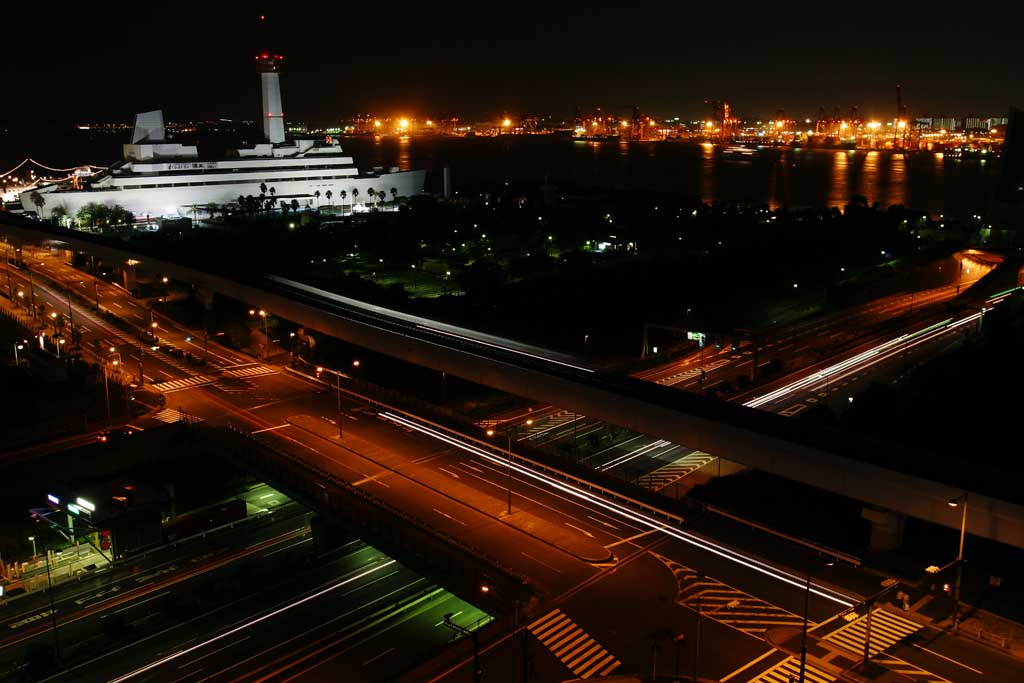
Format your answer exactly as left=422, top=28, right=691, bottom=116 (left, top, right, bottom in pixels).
left=488, top=419, right=532, bottom=517
left=13, top=342, right=24, bottom=365
left=28, top=535, right=36, bottom=559
left=948, top=493, right=968, bottom=630
left=249, top=309, right=269, bottom=359
left=151, top=321, right=159, bottom=345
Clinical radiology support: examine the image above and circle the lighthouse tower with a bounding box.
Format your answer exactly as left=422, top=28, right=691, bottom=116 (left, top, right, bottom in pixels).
left=255, top=51, right=285, bottom=144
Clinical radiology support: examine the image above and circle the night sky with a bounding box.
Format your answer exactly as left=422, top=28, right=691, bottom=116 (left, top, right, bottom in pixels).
left=4, top=1, right=1022, bottom=127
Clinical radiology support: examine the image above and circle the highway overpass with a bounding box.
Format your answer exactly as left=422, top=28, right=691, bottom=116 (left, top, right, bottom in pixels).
left=3, top=216, right=1023, bottom=549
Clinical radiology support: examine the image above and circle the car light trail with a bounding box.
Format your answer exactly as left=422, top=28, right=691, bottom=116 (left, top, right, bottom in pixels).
left=267, top=274, right=592, bottom=373
left=414, top=324, right=594, bottom=373
left=378, top=411, right=856, bottom=607
left=106, top=559, right=397, bottom=683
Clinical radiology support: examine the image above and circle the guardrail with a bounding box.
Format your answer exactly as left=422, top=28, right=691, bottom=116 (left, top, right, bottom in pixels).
left=703, top=504, right=861, bottom=567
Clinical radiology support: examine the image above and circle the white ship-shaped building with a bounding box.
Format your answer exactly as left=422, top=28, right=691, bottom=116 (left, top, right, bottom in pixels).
left=20, top=51, right=425, bottom=221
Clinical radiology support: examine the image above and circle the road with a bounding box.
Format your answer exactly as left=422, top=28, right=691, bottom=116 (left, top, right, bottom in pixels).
left=5, top=247, right=1019, bottom=682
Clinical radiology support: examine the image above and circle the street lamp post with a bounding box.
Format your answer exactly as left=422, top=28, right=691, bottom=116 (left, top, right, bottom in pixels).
left=489, top=419, right=532, bottom=516
left=584, top=334, right=589, bottom=358
left=949, top=494, right=968, bottom=630
left=151, top=321, right=159, bottom=345
left=442, top=613, right=480, bottom=683
left=249, top=309, right=269, bottom=359
left=673, top=632, right=686, bottom=682
left=336, top=369, right=343, bottom=438
left=28, top=535, right=36, bottom=559
left=13, top=342, right=23, bottom=365
left=799, top=571, right=811, bottom=682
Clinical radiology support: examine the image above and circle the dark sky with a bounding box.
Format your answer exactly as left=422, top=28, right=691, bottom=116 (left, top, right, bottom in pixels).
left=4, top=1, right=1023, bottom=127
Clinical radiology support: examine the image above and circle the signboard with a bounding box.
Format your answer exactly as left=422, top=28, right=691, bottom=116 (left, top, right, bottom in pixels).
left=166, top=162, right=218, bottom=171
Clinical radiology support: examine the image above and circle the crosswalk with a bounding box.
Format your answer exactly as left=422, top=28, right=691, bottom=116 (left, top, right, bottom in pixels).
left=151, top=375, right=213, bottom=393
left=153, top=408, right=204, bottom=424
left=639, top=451, right=716, bottom=491
left=653, top=553, right=806, bottom=636
left=657, top=358, right=731, bottom=386
left=224, top=364, right=278, bottom=378
left=520, top=411, right=586, bottom=444
left=746, top=656, right=835, bottom=683
left=871, top=654, right=952, bottom=683
left=823, top=608, right=922, bottom=657
left=527, top=609, right=620, bottom=680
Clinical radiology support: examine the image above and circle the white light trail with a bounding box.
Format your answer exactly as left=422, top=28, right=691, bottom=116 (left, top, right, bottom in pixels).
left=106, top=559, right=396, bottom=682
left=378, top=411, right=856, bottom=607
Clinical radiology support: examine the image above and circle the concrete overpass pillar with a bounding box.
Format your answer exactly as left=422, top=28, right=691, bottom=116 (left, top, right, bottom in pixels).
left=310, top=514, right=350, bottom=554
left=122, top=264, right=137, bottom=293
left=862, top=506, right=905, bottom=551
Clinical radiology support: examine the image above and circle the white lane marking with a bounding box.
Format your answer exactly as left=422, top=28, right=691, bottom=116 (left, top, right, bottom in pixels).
left=251, top=424, right=291, bottom=434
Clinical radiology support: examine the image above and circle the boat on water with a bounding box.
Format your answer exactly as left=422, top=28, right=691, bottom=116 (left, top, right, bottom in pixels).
left=19, top=51, right=425, bottom=221
left=722, top=144, right=757, bottom=158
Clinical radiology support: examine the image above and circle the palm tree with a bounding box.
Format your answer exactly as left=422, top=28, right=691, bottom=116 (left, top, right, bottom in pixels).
left=269, top=186, right=276, bottom=199
left=280, top=200, right=288, bottom=215
left=367, top=188, right=376, bottom=208
left=325, top=189, right=333, bottom=209
left=260, top=182, right=268, bottom=196
left=340, top=190, right=347, bottom=213
left=314, top=190, right=321, bottom=211
left=351, top=188, right=359, bottom=208
left=390, top=187, right=398, bottom=203
left=290, top=198, right=299, bottom=213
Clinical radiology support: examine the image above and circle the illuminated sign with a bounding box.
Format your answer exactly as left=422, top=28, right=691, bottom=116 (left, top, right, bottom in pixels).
left=67, top=503, right=82, bottom=515
left=76, top=497, right=96, bottom=512
left=46, top=494, right=60, bottom=506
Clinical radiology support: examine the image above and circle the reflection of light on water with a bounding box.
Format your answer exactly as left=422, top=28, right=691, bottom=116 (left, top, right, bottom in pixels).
left=887, top=153, right=907, bottom=207
left=700, top=142, right=714, bottom=203
left=860, top=150, right=879, bottom=202
left=768, top=153, right=790, bottom=211
left=829, top=151, right=849, bottom=207
left=397, top=135, right=411, bottom=171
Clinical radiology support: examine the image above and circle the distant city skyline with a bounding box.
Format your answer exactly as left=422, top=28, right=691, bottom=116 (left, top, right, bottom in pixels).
left=3, top=2, right=1022, bottom=128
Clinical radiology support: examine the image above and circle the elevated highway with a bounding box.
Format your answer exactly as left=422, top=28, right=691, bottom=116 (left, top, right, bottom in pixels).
left=3, top=216, right=1023, bottom=549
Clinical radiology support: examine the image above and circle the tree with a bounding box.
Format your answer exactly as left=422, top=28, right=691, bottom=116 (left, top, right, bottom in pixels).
left=314, top=190, right=321, bottom=211
left=29, top=191, right=45, bottom=217
left=259, top=182, right=268, bottom=196
left=280, top=200, right=289, bottom=215
left=351, top=188, right=360, bottom=208
left=269, top=186, right=276, bottom=199
left=49, top=205, right=68, bottom=226
left=390, top=187, right=398, bottom=203
left=367, top=188, right=376, bottom=208
left=340, top=189, right=347, bottom=212
left=325, top=190, right=333, bottom=208
left=290, top=198, right=299, bottom=213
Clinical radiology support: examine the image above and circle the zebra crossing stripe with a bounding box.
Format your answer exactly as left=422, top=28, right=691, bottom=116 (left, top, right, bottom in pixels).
left=153, top=408, right=205, bottom=424
left=823, top=608, right=922, bottom=657
left=640, top=451, right=716, bottom=491
left=658, top=358, right=731, bottom=385
left=747, top=656, right=835, bottom=683
left=152, top=375, right=212, bottom=393
left=527, top=609, right=620, bottom=679
left=872, top=655, right=953, bottom=683
left=225, top=365, right=278, bottom=378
